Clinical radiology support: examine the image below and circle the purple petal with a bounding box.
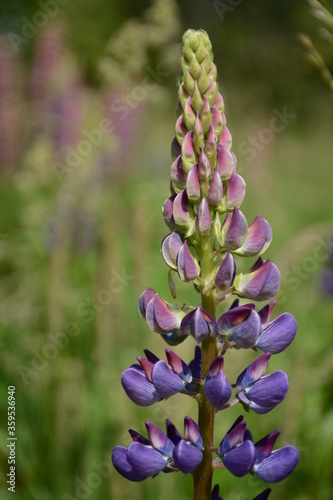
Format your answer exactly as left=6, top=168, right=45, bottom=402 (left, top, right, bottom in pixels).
left=171, top=155, right=187, bottom=192
left=254, top=446, right=300, bottom=483
left=145, top=421, right=175, bottom=458
left=215, top=92, right=224, bottom=113
left=177, top=241, right=199, bottom=282
left=211, top=106, right=223, bottom=136
left=173, top=440, right=203, bottom=473
left=161, top=232, right=183, bottom=270
left=215, top=251, right=236, bottom=291
left=225, top=172, right=245, bottom=209
left=208, top=169, right=223, bottom=208
left=236, top=215, right=272, bottom=256
left=256, top=313, right=297, bottom=354
left=258, top=301, right=276, bottom=330
left=175, top=115, right=187, bottom=144
left=253, top=489, right=272, bottom=500
left=234, top=259, right=281, bottom=301
left=255, top=430, right=281, bottom=462
left=127, top=442, right=168, bottom=477
left=198, top=147, right=211, bottom=181
left=236, top=353, right=271, bottom=390
left=216, top=144, right=236, bottom=179
left=171, top=136, right=181, bottom=159
left=165, top=349, right=192, bottom=384
left=204, top=356, right=232, bottom=410
left=181, top=131, right=196, bottom=172
left=224, top=208, right=248, bottom=250
left=121, top=366, right=162, bottom=406
left=146, top=295, right=181, bottom=333
left=196, top=196, right=211, bottom=236
left=229, top=309, right=261, bottom=349
left=188, top=345, right=202, bottom=379
left=163, top=195, right=177, bottom=230
left=181, top=307, right=218, bottom=343
left=151, top=360, right=185, bottom=398
left=186, top=165, right=201, bottom=202
left=128, top=429, right=150, bottom=445
left=245, top=371, right=289, bottom=408
left=112, top=446, right=148, bottom=481
left=184, top=416, right=204, bottom=450
left=219, top=125, right=232, bottom=150
left=137, top=357, right=154, bottom=382
left=144, top=349, right=160, bottom=364
left=218, top=416, right=246, bottom=456
left=138, top=287, right=157, bottom=320
left=166, top=419, right=182, bottom=446
left=223, top=440, right=256, bottom=477
left=173, top=190, right=194, bottom=227
left=217, top=304, right=255, bottom=341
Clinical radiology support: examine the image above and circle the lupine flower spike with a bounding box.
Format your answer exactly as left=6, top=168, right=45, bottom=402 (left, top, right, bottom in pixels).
left=111, top=29, right=299, bottom=499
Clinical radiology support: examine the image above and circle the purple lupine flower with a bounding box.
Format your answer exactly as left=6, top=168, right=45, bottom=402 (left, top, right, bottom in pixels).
left=217, top=301, right=261, bottom=348
left=217, top=416, right=256, bottom=477
left=181, top=307, right=219, bottom=343
left=173, top=417, right=204, bottom=473
left=253, top=430, right=300, bottom=483
left=112, top=421, right=176, bottom=481
left=235, top=215, right=272, bottom=257
left=204, top=355, right=232, bottom=410
left=233, top=257, right=281, bottom=301
left=112, top=419, right=203, bottom=481
left=236, top=353, right=289, bottom=413
left=121, top=348, right=199, bottom=405
left=112, top=29, right=299, bottom=498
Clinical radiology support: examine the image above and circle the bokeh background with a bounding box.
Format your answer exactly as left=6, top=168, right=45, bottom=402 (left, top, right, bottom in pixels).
left=0, top=0, right=333, bottom=499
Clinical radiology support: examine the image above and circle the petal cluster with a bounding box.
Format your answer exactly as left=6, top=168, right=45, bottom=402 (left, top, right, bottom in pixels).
left=236, top=354, right=289, bottom=413
left=121, top=348, right=199, bottom=406
left=112, top=418, right=203, bottom=481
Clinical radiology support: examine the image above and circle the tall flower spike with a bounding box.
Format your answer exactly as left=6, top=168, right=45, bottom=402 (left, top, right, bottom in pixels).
left=112, top=28, right=299, bottom=499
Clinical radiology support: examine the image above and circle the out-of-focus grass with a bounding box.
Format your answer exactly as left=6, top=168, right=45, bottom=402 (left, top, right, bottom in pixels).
left=0, top=90, right=333, bottom=500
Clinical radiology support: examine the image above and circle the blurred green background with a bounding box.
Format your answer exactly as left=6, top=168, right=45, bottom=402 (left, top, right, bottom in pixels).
left=0, top=0, right=333, bottom=499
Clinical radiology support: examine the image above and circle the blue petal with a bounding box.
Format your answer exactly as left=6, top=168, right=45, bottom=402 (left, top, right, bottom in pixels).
left=255, top=430, right=281, bottom=462
left=173, top=440, right=203, bottom=473
left=223, top=440, right=256, bottom=477
left=112, top=446, right=148, bottom=481
left=254, top=446, right=299, bottom=483
left=127, top=442, right=168, bottom=477
left=166, top=419, right=182, bottom=446
left=184, top=416, right=204, bottom=450
left=230, top=310, right=261, bottom=348
left=245, top=371, right=289, bottom=408
left=166, top=349, right=192, bottom=383
left=204, top=372, right=232, bottom=410
left=256, top=313, right=297, bottom=354
left=145, top=421, right=175, bottom=458
left=218, top=417, right=246, bottom=456
left=151, top=360, right=184, bottom=398
left=236, top=353, right=271, bottom=390
left=211, top=484, right=222, bottom=500
left=121, top=367, right=163, bottom=406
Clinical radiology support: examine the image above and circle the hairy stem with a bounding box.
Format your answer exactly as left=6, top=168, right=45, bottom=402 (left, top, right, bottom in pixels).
left=193, top=236, right=217, bottom=500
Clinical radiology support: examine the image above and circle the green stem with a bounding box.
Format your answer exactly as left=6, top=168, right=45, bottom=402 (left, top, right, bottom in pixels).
left=193, top=236, right=217, bottom=500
